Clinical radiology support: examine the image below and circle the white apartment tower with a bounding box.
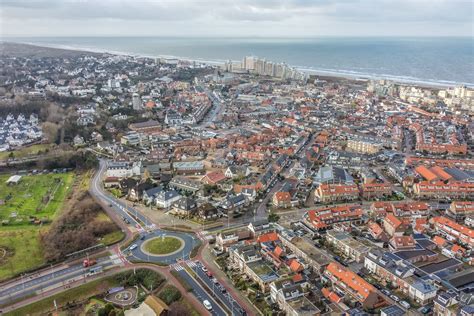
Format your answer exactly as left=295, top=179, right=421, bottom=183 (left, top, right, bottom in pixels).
left=132, top=93, right=142, bottom=110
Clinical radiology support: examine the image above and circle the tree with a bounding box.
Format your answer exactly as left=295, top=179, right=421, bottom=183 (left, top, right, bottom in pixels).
left=268, top=212, right=280, bottom=223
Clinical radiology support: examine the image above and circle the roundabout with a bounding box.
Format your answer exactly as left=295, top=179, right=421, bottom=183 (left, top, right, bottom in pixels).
left=126, top=230, right=199, bottom=265
left=141, top=236, right=184, bottom=256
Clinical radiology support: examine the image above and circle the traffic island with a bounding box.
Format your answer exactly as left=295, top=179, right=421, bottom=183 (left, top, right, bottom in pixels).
left=141, top=236, right=184, bottom=256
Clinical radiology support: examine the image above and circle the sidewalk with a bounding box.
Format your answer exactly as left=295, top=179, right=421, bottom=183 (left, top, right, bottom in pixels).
left=199, top=246, right=261, bottom=316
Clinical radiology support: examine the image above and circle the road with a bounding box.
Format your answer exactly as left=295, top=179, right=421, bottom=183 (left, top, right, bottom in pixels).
left=187, top=260, right=246, bottom=316
left=0, top=254, right=124, bottom=306
left=170, top=262, right=227, bottom=316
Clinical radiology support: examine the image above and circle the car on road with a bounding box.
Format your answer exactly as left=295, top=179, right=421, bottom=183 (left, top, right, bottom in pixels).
left=400, top=301, right=411, bottom=309
left=206, top=271, right=212, bottom=278
left=201, top=266, right=208, bottom=272
left=129, top=244, right=138, bottom=251
left=381, top=289, right=391, bottom=296
left=140, top=235, right=146, bottom=240
left=420, top=306, right=432, bottom=314
left=390, top=294, right=400, bottom=302
left=203, top=300, right=212, bottom=310
left=220, top=286, right=226, bottom=293
left=212, top=277, right=219, bottom=285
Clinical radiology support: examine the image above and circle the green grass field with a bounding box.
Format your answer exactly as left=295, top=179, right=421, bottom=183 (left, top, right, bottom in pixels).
left=0, top=173, right=74, bottom=225
left=0, top=227, right=46, bottom=280
left=0, top=173, right=74, bottom=281
left=144, top=237, right=183, bottom=255
left=0, top=144, right=55, bottom=160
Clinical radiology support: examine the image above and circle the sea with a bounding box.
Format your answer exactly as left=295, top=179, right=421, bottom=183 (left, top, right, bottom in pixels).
left=6, top=37, right=474, bottom=87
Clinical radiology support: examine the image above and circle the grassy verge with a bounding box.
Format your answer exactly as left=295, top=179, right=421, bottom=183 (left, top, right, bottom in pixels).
left=170, top=270, right=193, bottom=292
left=190, top=241, right=201, bottom=259
left=101, top=230, right=125, bottom=246
left=177, top=297, right=201, bottom=316
left=5, top=276, right=119, bottom=316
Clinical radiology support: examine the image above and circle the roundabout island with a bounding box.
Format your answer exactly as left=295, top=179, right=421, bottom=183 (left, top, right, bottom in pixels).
left=142, top=236, right=184, bottom=256
left=126, top=230, right=199, bottom=265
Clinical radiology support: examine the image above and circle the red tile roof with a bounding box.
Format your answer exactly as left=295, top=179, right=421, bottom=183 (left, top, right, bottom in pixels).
left=325, top=262, right=376, bottom=301
left=257, top=232, right=279, bottom=244
left=415, top=165, right=438, bottom=182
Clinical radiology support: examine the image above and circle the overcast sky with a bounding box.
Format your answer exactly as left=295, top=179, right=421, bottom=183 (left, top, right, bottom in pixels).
left=1, top=0, right=473, bottom=37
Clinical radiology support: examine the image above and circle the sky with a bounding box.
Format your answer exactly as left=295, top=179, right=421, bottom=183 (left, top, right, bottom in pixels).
left=0, top=0, right=473, bottom=37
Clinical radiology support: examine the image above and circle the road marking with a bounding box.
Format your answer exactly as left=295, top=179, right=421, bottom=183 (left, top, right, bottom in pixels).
left=186, top=261, right=197, bottom=268
left=171, top=263, right=183, bottom=271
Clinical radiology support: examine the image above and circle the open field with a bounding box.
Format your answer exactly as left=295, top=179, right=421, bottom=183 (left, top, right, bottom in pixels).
left=143, top=237, right=183, bottom=255
left=0, top=171, right=122, bottom=280
left=0, top=173, right=74, bottom=225
left=0, top=227, right=46, bottom=280
left=0, top=144, right=55, bottom=160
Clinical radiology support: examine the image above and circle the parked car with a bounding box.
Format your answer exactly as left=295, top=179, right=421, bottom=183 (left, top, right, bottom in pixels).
left=381, top=289, right=391, bottom=296
left=400, top=301, right=411, bottom=309
left=129, top=244, right=138, bottom=251
left=212, top=278, right=219, bottom=285
left=203, top=300, right=212, bottom=310
left=420, top=306, right=432, bottom=314
left=390, top=294, right=400, bottom=302
left=201, top=266, right=208, bottom=272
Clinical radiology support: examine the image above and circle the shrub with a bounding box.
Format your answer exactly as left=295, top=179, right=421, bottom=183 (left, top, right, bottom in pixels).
left=158, top=285, right=182, bottom=305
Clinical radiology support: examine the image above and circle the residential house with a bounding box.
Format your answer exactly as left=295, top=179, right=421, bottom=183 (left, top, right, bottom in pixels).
left=154, top=190, right=181, bottom=209
left=142, top=186, right=163, bottom=205
left=326, top=230, right=370, bottom=263
left=383, top=213, right=404, bottom=237
left=172, top=197, right=198, bottom=218
left=324, top=262, right=385, bottom=310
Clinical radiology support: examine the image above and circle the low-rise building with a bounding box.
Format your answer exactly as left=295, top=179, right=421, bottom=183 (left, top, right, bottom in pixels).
left=326, top=230, right=370, bottom=263
left=324, top=262, right=385, bottom=310
left=431, top=216, right=474, bottom=247
left=314, top=183, right=359, bottom=203
left=364, top=251, right=437, bottom=305
left=304, top=205, right=364, bottom=230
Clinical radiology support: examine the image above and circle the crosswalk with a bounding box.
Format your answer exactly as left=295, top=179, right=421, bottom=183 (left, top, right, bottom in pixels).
left=170, top=263, right=184, bottom=271
left=186, top=260, right=197, bottom=268
left=196, top=231, right=207, bottom=241
left=170, top=260, right=198, bottom=271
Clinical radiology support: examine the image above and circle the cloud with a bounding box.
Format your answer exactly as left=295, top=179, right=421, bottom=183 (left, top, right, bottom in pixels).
left=0, top=0, right=472, bottom=36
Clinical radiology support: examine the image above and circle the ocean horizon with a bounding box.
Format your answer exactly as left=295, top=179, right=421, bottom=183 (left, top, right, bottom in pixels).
left=4, top=36, right=474, bottom=87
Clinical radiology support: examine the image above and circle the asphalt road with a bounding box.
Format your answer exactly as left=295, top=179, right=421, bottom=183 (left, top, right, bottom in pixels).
left=171, top=263, right=227, bottom=316
left=0, top=256, right=116, bottom=306
left=125, top=230, right=198, bottom=264
left=188, top=261, right=246, bottom=316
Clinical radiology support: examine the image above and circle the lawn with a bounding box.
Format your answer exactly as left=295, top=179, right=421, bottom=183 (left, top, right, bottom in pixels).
left=0, top=173, right=74, bottom=225
left=143, top=237, right=183, bottom=255
left=0, top=227, right=45, bottom=280
left=4, top=276, right=119, bottom=316
left=0, top=144, right=55, bottom=160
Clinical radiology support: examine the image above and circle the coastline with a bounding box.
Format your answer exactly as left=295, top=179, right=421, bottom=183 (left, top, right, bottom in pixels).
left=3, top=40, right=472, bottom=89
